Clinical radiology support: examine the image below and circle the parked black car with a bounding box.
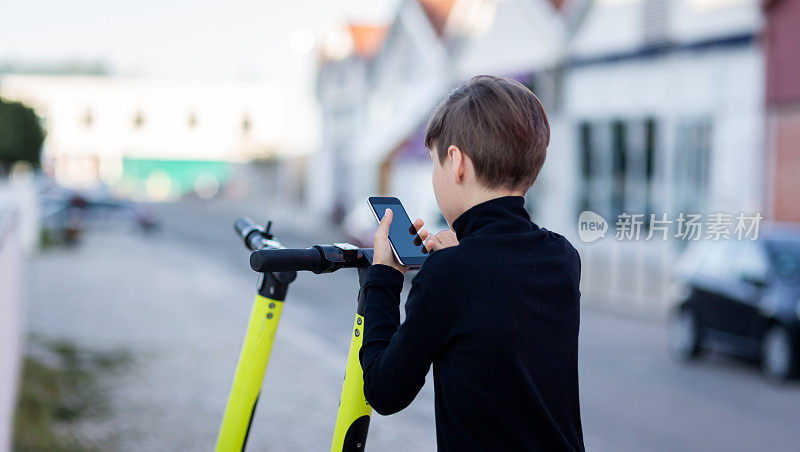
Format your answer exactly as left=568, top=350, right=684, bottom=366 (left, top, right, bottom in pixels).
left=668, top=225, right=800, bottom=381
left=39, top=180, right=159, bottom=245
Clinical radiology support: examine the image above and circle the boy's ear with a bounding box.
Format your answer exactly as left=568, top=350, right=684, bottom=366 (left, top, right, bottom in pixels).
left=448, top=145, right=466, bottom=183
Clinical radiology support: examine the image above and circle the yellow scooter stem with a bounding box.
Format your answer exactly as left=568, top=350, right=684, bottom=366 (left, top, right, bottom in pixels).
left=215, top=294, right=283, bottom=451
left=330, top=314, right=372, bottom=451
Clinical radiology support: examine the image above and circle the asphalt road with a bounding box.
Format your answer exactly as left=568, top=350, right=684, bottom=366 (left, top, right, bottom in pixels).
left=25, top=199, right=800, bottom=451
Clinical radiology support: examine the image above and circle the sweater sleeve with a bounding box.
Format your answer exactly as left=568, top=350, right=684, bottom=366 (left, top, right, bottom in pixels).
left=358, top=263, right=445, bottom=415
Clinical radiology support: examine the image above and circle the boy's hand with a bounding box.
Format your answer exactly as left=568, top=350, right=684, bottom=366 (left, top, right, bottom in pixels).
left=373, top=208, right=407, bottom=274
left=412, top=218, right=459, bottom=253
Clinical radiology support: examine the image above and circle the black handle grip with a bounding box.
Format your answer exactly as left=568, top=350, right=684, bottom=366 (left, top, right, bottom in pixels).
left=250, top=247, right=324, bottom=273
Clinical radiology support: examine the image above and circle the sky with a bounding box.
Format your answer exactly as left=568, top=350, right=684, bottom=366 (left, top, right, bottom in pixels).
left=1, top=0, right=399, bottom=81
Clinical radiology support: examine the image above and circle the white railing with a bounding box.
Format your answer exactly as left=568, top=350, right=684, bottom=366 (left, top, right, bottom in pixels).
left=576, top=238, right=680, bottom=318
left=0, top=208, right=23, bottom=452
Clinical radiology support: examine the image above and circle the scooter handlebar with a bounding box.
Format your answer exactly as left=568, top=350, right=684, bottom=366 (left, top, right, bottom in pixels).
left=234, top=217, right=289, bottom=252
left=250, top=247, right=324, bottom=273
left=234, top=217, right=256, bottom=239
left=236, top=217, right=372, bottom=274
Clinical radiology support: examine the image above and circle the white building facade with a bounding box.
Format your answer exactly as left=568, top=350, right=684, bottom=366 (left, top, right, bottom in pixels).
left=551, top=0, right=764, bottom=311
left=0, top=75, right=296, bottom=201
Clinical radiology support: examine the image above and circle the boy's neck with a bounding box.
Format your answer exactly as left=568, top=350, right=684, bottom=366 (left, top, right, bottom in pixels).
left=452, top=186, right=525, bottom=225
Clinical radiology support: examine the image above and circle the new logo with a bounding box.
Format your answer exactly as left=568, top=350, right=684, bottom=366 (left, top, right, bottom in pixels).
left=578, top=211, right=607, bottom=243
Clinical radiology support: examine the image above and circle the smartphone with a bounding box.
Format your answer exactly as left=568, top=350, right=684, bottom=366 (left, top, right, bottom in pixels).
left=368, top=196, right=428, bottom=268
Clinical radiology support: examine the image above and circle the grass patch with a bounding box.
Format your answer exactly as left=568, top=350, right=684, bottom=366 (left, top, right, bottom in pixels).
left=13, top=338, right=132, bottom=452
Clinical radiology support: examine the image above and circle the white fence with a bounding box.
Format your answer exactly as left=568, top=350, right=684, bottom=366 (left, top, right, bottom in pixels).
left=0, top=209, right=23, bottom=452
left=576, top=238, right=681, bottom=318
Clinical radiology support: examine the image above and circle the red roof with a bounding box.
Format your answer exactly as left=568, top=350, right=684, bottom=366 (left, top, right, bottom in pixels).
left=348, top=24, right=389, bottom=59
left=417, top=0, right=566, bottom=38
left=417, top=0, right=457, bottom=36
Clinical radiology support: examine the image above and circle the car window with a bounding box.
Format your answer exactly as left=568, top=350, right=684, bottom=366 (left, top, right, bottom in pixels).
left=696, top=240, right=740, bottom=280
left=766, top=239, right=800, bottom=284
left=735, top=240, right=769, bottom=285
left=675, top=241, right=711, bottom=277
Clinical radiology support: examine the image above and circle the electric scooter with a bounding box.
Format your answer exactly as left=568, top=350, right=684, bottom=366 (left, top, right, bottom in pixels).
left=215, top=217, right=378, bottom=451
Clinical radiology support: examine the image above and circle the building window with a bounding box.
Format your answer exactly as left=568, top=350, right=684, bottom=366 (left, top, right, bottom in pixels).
left=578, top=118, right=660, bottom=225
left=611, top=120, right=627, bottom=219
left=674, top=119, right=712, bottom=215
left=579, top=122, right=593, bottom=214
left=133, top=110, right=145, bottom=130
left=643, top=0, right=670, bottom=47
left=644, top=118, right=656, bottom=220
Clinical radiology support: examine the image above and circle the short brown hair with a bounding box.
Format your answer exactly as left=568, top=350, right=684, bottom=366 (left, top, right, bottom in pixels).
left=424, top=75, right=550, bottom=191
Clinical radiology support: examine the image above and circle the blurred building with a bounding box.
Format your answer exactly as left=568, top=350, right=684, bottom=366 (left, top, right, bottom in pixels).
left=349, top=0, right=454, bottom=224
left=0, top=75, right=296, bottom=201
left=313, top=25, right=389, bottom=223
left=313, top=0, right=456, bottom=228
left=557, top=0, right=765, bottom=310
left=313, top=0, right=784, bottom=312
left=313, top=0, right=567, bottom=229
left=763, top=0, right=800, bottom=223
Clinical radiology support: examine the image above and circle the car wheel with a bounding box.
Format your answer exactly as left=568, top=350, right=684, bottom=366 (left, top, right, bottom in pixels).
left=761, top=325, right=797, bottom=381
left=668, top=306, right=701, bottom=360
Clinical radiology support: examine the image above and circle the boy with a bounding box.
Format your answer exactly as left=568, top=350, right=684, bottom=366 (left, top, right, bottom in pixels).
left=360, top=75, right=584, bottom=451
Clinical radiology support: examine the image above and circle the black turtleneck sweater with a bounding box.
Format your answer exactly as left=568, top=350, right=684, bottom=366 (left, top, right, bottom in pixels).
left=359, top=196, right=584, bottom=451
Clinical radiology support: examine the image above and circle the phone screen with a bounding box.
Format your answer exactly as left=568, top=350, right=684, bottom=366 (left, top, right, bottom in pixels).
left=369, top=197, right=428, bottom=267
